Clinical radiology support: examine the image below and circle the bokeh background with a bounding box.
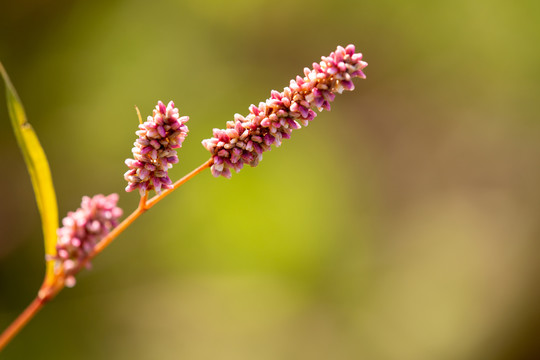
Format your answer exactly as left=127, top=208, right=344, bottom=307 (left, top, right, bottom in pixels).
left=1, top=0, right=539, bottom=359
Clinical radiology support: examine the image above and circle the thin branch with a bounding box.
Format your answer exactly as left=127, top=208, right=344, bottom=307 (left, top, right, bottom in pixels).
left=0, top=296, right=46, bottom=351
left=0, top=157, right=213, bottom=352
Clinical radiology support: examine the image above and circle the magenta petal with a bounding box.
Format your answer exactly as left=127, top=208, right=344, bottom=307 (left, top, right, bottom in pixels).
left=253, top=142, right=263, bottom=155
left=299, top=106, right=309, bottom=119
left=140, top=146, right=152, bottom=155
left=167, top=156, right=179, bottom=164
left=249, top=104, right=260, bottom=115
left=323, top=91, right=335, bottom=102
left=153, top=180, right=162, bottom=194
left=160, top=176, right=172, bottom=185
left=352, top=70, right=366, bottom=79
left=221, top=168, right=232, bottom=179
left=322, top=101, right=331, bottom=111
left=214, top=156, right=224, bottom=166
left=241, top=151, right=254, bottom=162
left=158, top=101, right=167, bottom=114
left=341, top=80, right=355, bottom=91
left=211, top=165, right=221, bottom=177
left=157, top=125, right=166, bottom=138
left=139, top=168, right=150, bottom=180
left=264, top=134, right=275, bottom=146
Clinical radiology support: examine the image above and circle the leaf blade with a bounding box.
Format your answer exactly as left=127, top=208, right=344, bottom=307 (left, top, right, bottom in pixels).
left=0, top=62, right=59, bottom=284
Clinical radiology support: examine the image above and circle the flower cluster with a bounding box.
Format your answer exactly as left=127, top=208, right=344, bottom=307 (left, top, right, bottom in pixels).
left=52, top=194, right=123, bottom=287
left=124, top=101, right=189, bottom=194
left=202, top=44, right=368, bottom=178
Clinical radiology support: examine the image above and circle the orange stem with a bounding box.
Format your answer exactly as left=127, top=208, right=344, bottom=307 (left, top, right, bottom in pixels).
left=0, top=296, right=46, bottom=351
left=91, top=158, right=212, bottom=258
left=146, top=158, right=214, bottom=209
left=0, top=157, right=213, bottom=352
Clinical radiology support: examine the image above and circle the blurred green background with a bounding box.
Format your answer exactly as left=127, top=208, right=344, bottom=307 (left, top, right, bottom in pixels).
left=1, top=0, right=539, bottom=359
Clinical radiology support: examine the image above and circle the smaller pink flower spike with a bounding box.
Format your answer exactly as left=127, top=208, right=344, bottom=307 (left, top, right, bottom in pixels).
left=49, top=194, right=123, bottom=287
left=124, top=101, right=189, bottom=194
left=202, top=44, right=368, bottom=177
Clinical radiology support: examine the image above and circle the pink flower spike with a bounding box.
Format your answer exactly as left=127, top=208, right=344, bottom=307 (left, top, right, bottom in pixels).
left=125, top=101, right=189, bottom=194
left=51, top=194, right=123, bottom=287
left=202, top=45, right=367, bottom=178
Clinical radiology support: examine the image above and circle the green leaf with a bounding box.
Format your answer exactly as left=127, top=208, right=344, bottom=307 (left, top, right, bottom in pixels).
left=0, top=62, right=59, bottom=284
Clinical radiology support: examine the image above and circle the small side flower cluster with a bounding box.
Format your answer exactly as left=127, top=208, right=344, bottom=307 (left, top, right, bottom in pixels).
left=125, top=101, right=189, bottom=195
left=52, top=194, right=123, bottom=287
left=202, top=44, right=368, bottom=178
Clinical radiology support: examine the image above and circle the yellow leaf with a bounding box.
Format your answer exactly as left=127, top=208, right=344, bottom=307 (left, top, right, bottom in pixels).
left=0, top=62, right=59, bottom=285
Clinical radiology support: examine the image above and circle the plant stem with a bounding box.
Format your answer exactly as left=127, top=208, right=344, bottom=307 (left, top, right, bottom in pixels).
left=91, top=157, right=213, bottom=258
left=0, top=157, right=213, bottom=352
left=146, top=157, right=214, bottom=209
left=0, top=296, right=46, bottom=351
